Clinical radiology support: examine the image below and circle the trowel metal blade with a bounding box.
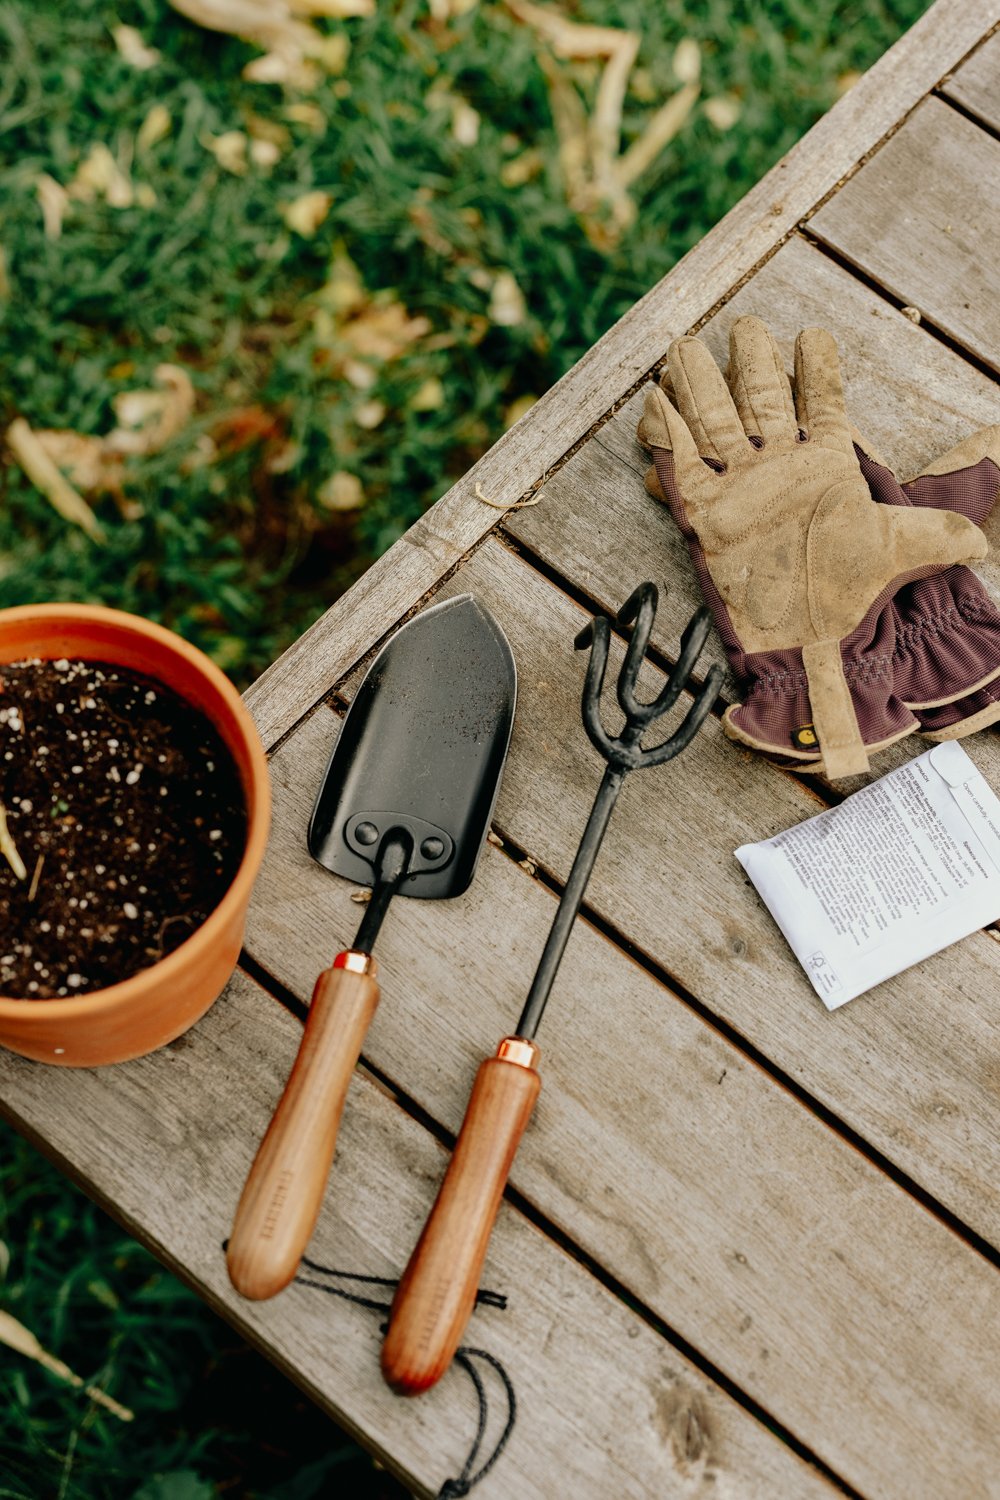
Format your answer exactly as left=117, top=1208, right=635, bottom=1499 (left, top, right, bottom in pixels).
left=308, top=594, right=516, bottom=900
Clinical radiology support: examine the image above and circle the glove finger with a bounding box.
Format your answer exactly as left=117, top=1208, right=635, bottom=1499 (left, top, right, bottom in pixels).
left=667, top=335, right=751, bottom=469
left=726, top=316, right=798, bottom=446
left=793, top=328, right=855, bottom=454
left=901, top=425, right=1000, bottom=524
left=637, top=386, right=709, bottom=506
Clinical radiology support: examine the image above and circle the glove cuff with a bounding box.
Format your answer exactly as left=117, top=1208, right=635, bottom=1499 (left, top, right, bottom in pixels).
left=723, top=603, right=919, bottom=775
left=917, top=683, right=1000, bottom=740
left=891, top=569, right=1000, bottom=710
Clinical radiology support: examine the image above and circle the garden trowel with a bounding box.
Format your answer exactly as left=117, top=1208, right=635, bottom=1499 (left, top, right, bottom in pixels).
left=227, top=594, right=516, bottom=1301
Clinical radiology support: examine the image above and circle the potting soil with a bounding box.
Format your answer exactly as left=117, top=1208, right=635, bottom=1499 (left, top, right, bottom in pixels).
left=0, top=658, right=247, bottom=998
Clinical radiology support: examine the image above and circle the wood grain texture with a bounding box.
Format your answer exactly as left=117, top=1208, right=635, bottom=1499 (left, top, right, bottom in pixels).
left=0, top=970, right=835, bottom=1500
left=810, top=95, right=1000, bottom=371
left=508, top=232, right=1000, bottom=698
left=227, top=962, right=379, bottom=1300
left=941, top=28, right=1000, bottom=130
left=243, top=0, right=998, bottom=749
left=383, top=1049, right=541, bottom=1396
left=244, top=596, right=1000, bottom=1498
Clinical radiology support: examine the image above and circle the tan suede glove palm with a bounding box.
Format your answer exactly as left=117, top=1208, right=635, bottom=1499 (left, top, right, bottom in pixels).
left=638, top=317, right=988, bottom=778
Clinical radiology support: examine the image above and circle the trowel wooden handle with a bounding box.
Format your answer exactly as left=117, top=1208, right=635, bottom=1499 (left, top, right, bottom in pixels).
left=382, top=1038, right=540, bottom=1395
left=227, top=954, right=379, bottom=1301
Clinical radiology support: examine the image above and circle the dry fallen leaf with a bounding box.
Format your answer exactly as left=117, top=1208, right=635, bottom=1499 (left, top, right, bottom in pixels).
left=283, top=101, right=327, bottom=132
left=341, top=301, right=432, bottom=360
left=504, top=393, right=536, bottom=427
left=245, top=111, right=293, bottom=149
left=35, top=174, right=70, bottom=239
left=5, top=366, right=196, bottom=530
left=137, top=103, right=172, bottom=151
left=315, top=249, right=366, bottom=314
left=292, top=0, right=372, bottom=14
left=503, top=0, right=700, bottom=250
left=26, top=430, right=121, bottom=495
left=428, top=0, right=478, bottom=16
left=343, top=358, right=377, bottom=389
left=488, top=270, right=526, bottom=327
left=112, top=23, right=162, bottom=69
left=319, top=470, right=364, bottom=510
left=411, top=376, right=445, bottom=411
left=617, top=80, right=698, bottom=188
left=280, top=189, right=332, bottom=235
left=250, top=137, right=281, bottom=168
left=354, top=398, right=386, bottom=429
left=672, top=37, right=701, bottom=84
left=5, top=419, right=105, bottom=540
left=452, top=100, right=481, bottom=147
left=109, top=365, right=196, bottom=455
left=500, top=147, right=544, bottom=187
left=201, top=129, right=249, bottom=175
left=702, top=94, right=741, bottom=131
left=68, top=143, right=139, bottom=208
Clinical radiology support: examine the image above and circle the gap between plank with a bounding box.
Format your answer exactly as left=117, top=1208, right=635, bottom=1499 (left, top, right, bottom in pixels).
left=802, top=218, right=1000, bottom=384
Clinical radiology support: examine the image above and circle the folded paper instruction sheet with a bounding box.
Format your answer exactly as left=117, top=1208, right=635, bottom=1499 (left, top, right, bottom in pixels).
left=735, top=742, right=1000, bottom=1008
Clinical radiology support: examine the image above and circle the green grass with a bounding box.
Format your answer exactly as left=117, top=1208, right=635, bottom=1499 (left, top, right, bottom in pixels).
left=0, top=0, right=931, bottom=1493
left=0, top=1124, right=407, bottom=1499
left=1, top=0, right=931, bottom=680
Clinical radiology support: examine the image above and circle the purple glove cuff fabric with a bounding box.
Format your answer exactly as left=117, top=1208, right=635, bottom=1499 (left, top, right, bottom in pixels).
left=916, top=680, right=1000, bottom=739
left=725, top=593, right=917, bottom=762
left=857, top=447, right=1000, bottom=715
left=891, top=571, right=1000, bottom=709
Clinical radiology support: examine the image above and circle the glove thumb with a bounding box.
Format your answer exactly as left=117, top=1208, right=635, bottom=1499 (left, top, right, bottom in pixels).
left=901, top=425, right=1000, bottom=524
left=873, top=504, right=987, bottom=591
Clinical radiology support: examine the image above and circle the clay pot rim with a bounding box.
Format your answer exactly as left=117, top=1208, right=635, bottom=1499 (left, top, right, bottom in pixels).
left=0, top=602, right=271, bottom=1020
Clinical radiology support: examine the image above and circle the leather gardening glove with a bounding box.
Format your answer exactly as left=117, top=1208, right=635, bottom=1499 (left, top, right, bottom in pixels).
left=852, top=429, right=1000, bottom=740
left=637, top=316, right=989, bottom=779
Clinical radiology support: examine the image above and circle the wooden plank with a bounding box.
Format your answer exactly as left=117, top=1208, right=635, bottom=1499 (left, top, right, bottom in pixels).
left=243, top=0, right=998, bottom=750
left=942, top=29, right=1000, bottom=130
left=0, top=971, right=829, bottom=1500
left=810, top=95, right=1000, bottom=371
left=508, top=234, right=1000, bottom=681
left=243, top=558, right=1000, bottom=1498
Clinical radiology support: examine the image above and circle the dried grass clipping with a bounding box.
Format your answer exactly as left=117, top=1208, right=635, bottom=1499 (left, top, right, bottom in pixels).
left=169, top=0, right=373, bottom=86
left=503, top=0, right=700, bottom=250
left=0, top=1310, right=133, bottom=1422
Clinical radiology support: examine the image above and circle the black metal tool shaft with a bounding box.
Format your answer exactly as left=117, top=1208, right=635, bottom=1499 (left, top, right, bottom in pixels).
left=515, top=583, right=722, bottom=1040
left=351, top=831, right=413, bottom=954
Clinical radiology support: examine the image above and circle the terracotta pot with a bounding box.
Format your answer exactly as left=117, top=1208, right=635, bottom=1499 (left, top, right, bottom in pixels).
left=0, top=604, right=271, bottom=1066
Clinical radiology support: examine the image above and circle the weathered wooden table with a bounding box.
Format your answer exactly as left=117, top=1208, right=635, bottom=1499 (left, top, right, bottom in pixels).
left=7, top=2, right=1000, bottom=1494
